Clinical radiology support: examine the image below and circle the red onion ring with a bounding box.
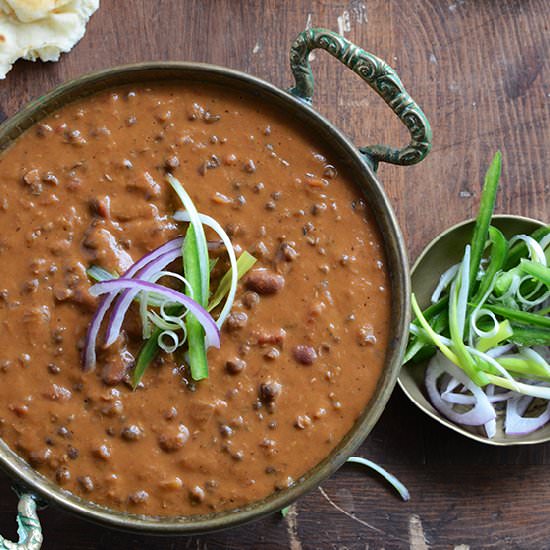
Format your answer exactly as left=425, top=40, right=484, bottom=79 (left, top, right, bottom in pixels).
left=104, top=248, right=183, bottom=347
left=90, top=279, right=220, bottom=349
left=83, top=237, right=183, bottom=372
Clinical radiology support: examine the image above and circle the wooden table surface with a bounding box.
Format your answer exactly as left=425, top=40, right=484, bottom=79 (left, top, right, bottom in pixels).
left=1, top=1, right=549, bottom=548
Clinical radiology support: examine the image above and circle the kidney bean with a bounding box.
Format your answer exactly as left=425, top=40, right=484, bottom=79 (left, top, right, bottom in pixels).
left=292, top=345, right=317, bottom=365
left=129, top=490, right=149, bottom=504
left=259, top=381, right=282, bottom=403
left=55, top=467, right=71, bottom=485
left=28, top=448, right=52, bottom=466
left=244, top=269, right=284, bottom=295
left=121, top=425, right=144, bottom=441
left=225, top=358, right=246, bottom=375
left=242, top=291, right=260, bottom=309
left=78, top=476, right=94, bottom=493
left=225, top=311, right=248, bottom=332
left=357, top=325, right=377, bottom=346
left=254, top=328, right=286, bottom=347
left=189, top=486, right=205, bottom=503
left=92, top=444, right=111, bottom=460
left=158, top=424, right=190, bottom=453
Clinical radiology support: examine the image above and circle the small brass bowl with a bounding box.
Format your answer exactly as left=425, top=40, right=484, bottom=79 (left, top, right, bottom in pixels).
left=398, top=215, right=548, bottom=446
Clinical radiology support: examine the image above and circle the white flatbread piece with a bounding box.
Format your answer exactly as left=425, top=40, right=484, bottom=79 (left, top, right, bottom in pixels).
left=0, top=0, right=99, bottom=78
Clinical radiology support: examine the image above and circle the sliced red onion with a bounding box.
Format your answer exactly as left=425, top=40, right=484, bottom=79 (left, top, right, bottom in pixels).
left=82, top=295, right=115, bottom=373
left=505, top=394, right=550, bottom=436
left=90, top=279, right=220, bottom=349
left=425, top=353, right=496, bottom=426
left=83, top=238, right=186, bottom=371
left=104, top=248, right=183, bottom=346
left=127, top=237, right=184, bottom=277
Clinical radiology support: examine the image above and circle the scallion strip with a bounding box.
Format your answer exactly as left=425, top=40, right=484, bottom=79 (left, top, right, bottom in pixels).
left=132, top=330, right=162, bottom=388
left=504, top=226, right=550, bottom=270
left=184, top=225, right=209, bottom=381
left=346, top=456, right=410, bottom=502
left=208, top=251, right=257, bottom=312
left=476, top=320, right=513, bottom=352
left=167, top=174, right=209, bottom=302
left=520, top=259, right=550, bottom=287
left=496, top=357, right=550, bottom=381
left=470, top=226, right=507, bottom=307
left=87, top=265, right=118, bottom=282
left=167, top=174, right=211, bottom=381
left=448, top=246, right=487, bottom=385
left=411, top=294, right=460, bottom=366
left=468, top=150, right=501, bottom=289
left=510, top=325, right=550, bottom=347
left=484, top=304, right=550, bottom=329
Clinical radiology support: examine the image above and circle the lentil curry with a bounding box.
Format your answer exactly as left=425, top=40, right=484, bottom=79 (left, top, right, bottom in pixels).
left=0, top=83, right=390, bottom=516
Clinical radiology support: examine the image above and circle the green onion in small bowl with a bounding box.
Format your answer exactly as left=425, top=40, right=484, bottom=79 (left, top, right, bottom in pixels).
left=399, top=214, right=548, bottom=446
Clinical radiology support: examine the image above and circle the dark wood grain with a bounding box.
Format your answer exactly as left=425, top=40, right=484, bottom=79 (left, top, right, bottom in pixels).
left=0, top=0, right=549, bottom=548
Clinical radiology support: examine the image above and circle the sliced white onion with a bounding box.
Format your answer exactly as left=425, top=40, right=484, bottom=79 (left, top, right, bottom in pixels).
left=425, top=353, right=496, bottom=426
left=484, top=419, right=497, bottom=438
left=505, top=395, right=550, bottom=436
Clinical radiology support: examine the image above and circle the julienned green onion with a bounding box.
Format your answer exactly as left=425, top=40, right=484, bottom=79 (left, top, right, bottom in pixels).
left=85, top=175, right=257, bottom=386
left=406, top=151, right=550, bottom=438
left=279, top=456, right=410, bottom=517
left=167, top=174, right=210, bottom=382
left=87, top=265, right=118, bottom=282
left=346, top=456, right=410, bottom=501
left=208, top=251, right=257, bottom=312
left=468, top=150, right=501, bottom=288
left=280, top=505, right=291, bottom=517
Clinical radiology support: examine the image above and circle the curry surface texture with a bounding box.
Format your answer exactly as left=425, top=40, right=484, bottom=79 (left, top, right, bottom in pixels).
left=0, top=83, right=390, bottom=516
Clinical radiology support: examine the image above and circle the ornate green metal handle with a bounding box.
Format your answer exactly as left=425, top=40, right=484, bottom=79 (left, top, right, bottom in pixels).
left=0, top=494, right=42, bottom=550
left=289, top=28, right=432, bottom=169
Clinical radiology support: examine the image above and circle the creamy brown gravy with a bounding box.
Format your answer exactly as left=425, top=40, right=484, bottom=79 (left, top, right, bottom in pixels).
left=0, top=83, right=390, bottom=516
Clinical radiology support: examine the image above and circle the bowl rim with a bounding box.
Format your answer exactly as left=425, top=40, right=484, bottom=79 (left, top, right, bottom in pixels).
left=398, top=213, right=548, bottom=447
left=0, top=61, right=410, bottom=533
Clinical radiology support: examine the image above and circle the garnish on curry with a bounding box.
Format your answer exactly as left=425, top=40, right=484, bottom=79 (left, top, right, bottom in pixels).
left=0, top=83, right=390, bottom=515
